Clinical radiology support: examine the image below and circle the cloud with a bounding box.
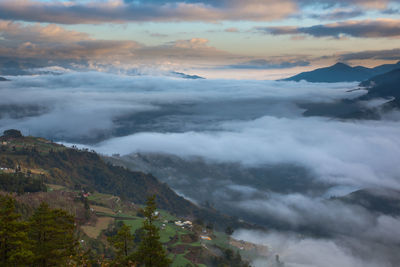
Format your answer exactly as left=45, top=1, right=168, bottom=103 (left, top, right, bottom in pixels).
left=147, top=32, right=169, bottom=38
left=0, top=71, right=363, bottom=139
left=383, top=7, right=400, bottom=15
left=339, top=48, right=400, bottom=61
left=0, top=21, right=90, bottom=43
left=2, top=70, right=400, bottom=266
left=298, top=0, right=391, bottom=10
left=134, top=38, right=235, bottom=66
left=0, top=21, right=237, bottom=71
left=309, top=9, right=364, bottom=20
left=0, top=20, right=141, bottom=64
left=257, top=19, right=400, bottom=38
left=226, top=59, right=310, bottom=69
left=0, top=0, right=394, bottom=25
left=4, top=73, right=400, bottom=196
left=234, top=229, right=399, bottom=267
left=168, top=38, right=210, bottom=49
left=224, top=27, right=239, bottom=33
left=7, top=72, right=398, bottom=195
left=235, top=192, right=400, bottom=241
left=0, top=19, right=321, bottom=76
left=94, top=116, right=400, bottom=191
left=0, top=0, right=296, bottom=24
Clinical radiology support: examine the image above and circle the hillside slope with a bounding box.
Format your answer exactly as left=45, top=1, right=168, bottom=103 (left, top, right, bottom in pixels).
left=0, top=131, right=260, bottom=266
left=302, top=68, right=400, bottom=118
left=0, top=135, right=192, bottom=214
left=0, top=132, right=245, bottom=229
left=359, top=68, right=400, bottom=100
left=334, top=189, right=400, bottom=216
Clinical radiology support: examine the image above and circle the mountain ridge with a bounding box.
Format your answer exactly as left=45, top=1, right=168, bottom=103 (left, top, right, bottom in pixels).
left=282, top=61, right=400, bottom=83
left=302, top=67, right=400, bottom=118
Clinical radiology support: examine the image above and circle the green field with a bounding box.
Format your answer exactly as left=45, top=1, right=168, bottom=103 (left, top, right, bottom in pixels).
left=120, top=218, right=145, bottom=232
left=171, top=253, right=193, bottom=267
left=87, top=192, right=117, bottom=203
left=208, top=231, right=230, bottom=249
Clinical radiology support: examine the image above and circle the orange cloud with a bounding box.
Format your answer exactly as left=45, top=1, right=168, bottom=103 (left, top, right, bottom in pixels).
left=0, top=21, right=90, bottom=42
left=0, top=21, right=236, bottom=70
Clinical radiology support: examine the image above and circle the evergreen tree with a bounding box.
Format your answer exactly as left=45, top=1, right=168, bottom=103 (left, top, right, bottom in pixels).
left=224, top=226, right=234, bottom=236
left=134, top=196, right=171, bottom=267
left=108, top=223, right=135, bottom=266
left=0, top=195, right=33, bottom=266
left=29, top=202, right=78, bottom=266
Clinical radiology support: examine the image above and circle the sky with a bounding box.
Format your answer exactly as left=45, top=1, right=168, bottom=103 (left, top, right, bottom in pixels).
left=0, top=0, right=399, bottom=79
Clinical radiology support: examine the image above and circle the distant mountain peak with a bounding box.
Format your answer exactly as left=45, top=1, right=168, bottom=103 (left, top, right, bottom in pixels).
left=282, top=61, right=400, bottom=83
left=171, top=71, right=205, bottom=80
left=332, top=62, right=350, bottom=68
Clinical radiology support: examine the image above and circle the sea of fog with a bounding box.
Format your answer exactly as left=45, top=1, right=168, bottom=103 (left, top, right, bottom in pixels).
left=1, top=71, right=400, bottom=267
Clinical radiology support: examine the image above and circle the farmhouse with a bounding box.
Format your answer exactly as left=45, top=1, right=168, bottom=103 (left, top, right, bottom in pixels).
left=174, top=220, right=193, bottom=228
left=200, top=235, right=212, bottom=241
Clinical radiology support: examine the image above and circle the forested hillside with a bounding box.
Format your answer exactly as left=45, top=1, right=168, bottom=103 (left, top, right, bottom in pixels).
left=0, top=131, right=243, bottom=226
left=0, top=130, right=260, bottom=266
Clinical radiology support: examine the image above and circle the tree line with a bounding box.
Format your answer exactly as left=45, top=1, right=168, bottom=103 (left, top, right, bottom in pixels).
left=0, top=195, right=76, bottom=266
left=0, top=195, right=171, bottom=267
left=0, top=173, right=47, bottom=195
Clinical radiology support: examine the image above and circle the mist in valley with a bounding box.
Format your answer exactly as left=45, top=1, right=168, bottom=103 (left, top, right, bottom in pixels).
left=1, top=71, right=400, bottom=266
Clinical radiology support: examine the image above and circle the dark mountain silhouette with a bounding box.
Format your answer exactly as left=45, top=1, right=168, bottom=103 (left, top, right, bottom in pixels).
left=172, top=71, right=205, bottom=79
left=0, top=57, right=39, bottom=75
left=359, top=68, right=400, bottom=110
left=283, top=61, right=400, bottom=83
left=335, top=189, right=400, bottom=216
left=302, top=68, right=400, bottom=118
left=359, top=68, right=400, bottom=100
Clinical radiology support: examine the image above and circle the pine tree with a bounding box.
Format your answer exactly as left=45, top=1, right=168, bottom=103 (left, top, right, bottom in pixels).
left=108, top=223, right=135, bottom=266
left=29, top=202, right=78, bottom=266
left=0, top=195, right=33, bottom=266
left=134, top=196, right=171, bottom=267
